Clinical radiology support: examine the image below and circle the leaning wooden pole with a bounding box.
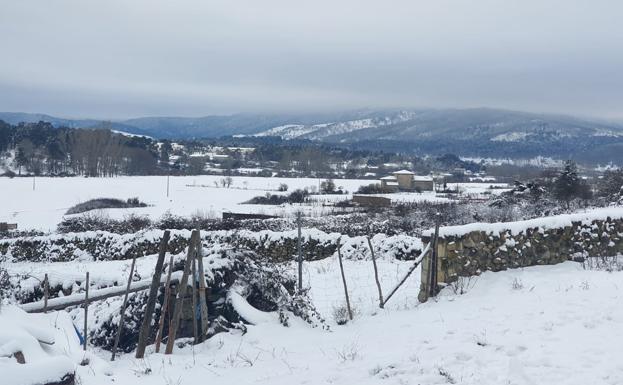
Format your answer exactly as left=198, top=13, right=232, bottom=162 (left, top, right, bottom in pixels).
left=196, top=235, right=209, bottom=342
left=165, top=230, right=198, bottom=354
left=366, top=236, right=384, bottom=308
left=154, top=254, right=174, bottom=353
left=136, top=230, right=171, bottom=359
left=83, top=272, right=89, bottom=351
left=383, top=243, right=431, bottom=307
left=336, top=240, right=353, bottom=321
left=111, top=254, right=138, bottom=361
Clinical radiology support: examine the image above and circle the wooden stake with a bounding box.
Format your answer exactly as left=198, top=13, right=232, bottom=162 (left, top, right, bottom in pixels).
left=111, top=254, right=138, bottom=361
left=165, top=230, right=198, bottom=354
left=136, top=230, right=171, bottom=359
left=366, top=236, right=384, bottom=308
left=155, top=255, right=174, bottom=353
left=196, top=235, right=209, bottom=342
left=83, top=272, right=89, bottom=351
left=336, top=240, right=353, bottom=321
left=43, top=274, right=49, bottom=313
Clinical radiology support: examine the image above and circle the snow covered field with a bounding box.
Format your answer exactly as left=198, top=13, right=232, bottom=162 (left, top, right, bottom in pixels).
left=0, top=176, right=368, bottom=231
left=32, top=260, right=619, bottom=385
left=0, top=176, right=507, bottom=231
left=4, top=255, right=623, bottom=385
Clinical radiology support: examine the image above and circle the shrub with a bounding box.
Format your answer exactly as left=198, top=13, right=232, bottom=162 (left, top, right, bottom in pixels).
left=332, top=303, right=357, bottom=325
left=245, top=189, right=309, bottom=205
left=65, top=197, right=147, bottom=215
left=278, top=183, right=288, bottom=192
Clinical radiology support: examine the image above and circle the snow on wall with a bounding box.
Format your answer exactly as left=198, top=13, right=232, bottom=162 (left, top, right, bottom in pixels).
left=418, top=208, right=623, bottom=295
left=422, top=207, right=623, bottom=238
left=0, top=228, right=422, bottom=264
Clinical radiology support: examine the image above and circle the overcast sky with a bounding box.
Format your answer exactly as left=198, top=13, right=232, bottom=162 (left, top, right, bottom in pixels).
left=0, top=0, right=622, bottom=119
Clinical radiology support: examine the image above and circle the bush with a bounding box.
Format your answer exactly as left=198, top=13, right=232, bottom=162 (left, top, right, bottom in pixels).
left=57, top=212, right=152, bottom=233
left=245, top=189, right=309, bottom=205
left=65, top=197, right=148, bottom=215
left=278, top=183, right=288, bottom=192
left=332, top=303, right=357, bottom=325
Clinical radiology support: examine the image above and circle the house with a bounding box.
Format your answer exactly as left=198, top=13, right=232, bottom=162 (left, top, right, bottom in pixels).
left=379, top=170, right=434, bottom=192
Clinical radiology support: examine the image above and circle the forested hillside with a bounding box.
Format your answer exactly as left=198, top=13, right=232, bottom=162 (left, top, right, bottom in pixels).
left=0, top=120, right=160, bottom=176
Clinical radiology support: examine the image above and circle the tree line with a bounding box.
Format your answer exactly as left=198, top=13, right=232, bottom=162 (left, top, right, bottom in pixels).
left=0, top=120, right=161, bottom=177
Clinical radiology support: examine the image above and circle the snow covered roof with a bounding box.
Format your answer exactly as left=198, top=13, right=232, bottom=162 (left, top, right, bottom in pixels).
left=393, top=170, right=415, bottom=175
left=380, top=175, right=397, bottom=181
left=413, top=176, right=434, bottom=182
left=385, top=181, right=399, bottom=186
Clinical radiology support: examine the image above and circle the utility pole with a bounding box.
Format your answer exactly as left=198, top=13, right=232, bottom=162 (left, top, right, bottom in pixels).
left=297, top=211, right=303, bottom=292
left=166, top=175, right=170, bottom=198
left=33, top=175, right=35, bottom=191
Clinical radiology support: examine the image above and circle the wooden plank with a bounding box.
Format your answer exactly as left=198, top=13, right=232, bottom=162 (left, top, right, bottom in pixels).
left=155, top=255, right=174, bottom=353
left=136, top=230, right=171, bottom=359
left=22, top=274, right=180, bottom=313
left=165, top=230, right=198, bottom=354
left=111, top=254, right=138, bottom=361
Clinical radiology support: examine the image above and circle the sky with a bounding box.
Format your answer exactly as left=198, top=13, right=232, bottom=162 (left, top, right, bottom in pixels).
left=0, top=0, right=622, bottom=120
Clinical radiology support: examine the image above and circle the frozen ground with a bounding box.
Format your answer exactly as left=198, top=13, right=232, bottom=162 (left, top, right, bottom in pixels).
left=5, top=258, right=623, bottom=385
left=0, top=176, right=507, bottom=231
left=65, top=261, right=622, bottom=385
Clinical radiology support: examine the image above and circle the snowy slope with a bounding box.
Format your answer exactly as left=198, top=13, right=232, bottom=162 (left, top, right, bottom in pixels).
left=254, top=111, right=417, bottom=140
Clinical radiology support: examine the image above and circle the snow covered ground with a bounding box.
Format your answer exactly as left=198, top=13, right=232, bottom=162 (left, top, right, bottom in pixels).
left=58, top=260, right=622, bottom=385
left=0, top=176, right=507, bottom=231
left=5, top=256, right=623, bottom=385
left=0, top=176, right=369, bottom=231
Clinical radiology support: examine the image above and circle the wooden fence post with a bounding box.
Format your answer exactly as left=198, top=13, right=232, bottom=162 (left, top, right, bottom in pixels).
left=83, top=272, right=89, bottom=351
left=297, top=211, right=303, bottom=292
left=366, top=236, right=384, bottom=308
left=190, top=244, right=198, bottom=344
left=111, top=254, right=138, bottom=361
left=43, top=274, right=49, bottom=313
left=196, top=235, right=209, bottom=342
left=336, top=240, right=353, bottom=321
left=429, top=215, right=441, bottom=297
left=155, top=254, right=174, bottom=353
left=165, top=230, right=198, bottom=354
left=136, top=230, right=171, bottom=359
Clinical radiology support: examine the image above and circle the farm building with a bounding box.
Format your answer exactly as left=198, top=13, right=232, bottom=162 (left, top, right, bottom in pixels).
left=379, top=170, right=434, bottom=192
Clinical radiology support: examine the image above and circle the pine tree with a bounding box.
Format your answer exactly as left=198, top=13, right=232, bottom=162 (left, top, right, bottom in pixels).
left=552, top=160, right=590, bottom=208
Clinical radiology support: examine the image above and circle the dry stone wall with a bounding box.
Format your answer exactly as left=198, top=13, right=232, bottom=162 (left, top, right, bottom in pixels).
left=419, top=208, right=623, bottom=301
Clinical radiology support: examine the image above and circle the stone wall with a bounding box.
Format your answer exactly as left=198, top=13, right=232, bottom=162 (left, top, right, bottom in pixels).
left=418, top=208, right=623, bottom=302
left=0, top=228, right=422, bottom=263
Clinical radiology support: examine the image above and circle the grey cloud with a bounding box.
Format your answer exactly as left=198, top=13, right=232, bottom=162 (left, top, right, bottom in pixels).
left=0, top=0, right=622, bottom=119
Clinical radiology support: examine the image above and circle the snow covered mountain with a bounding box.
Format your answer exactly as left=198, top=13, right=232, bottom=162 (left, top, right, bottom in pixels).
left=254, top=111, right=417, bottom=140
left=3, top=108, right=623, bottom=162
